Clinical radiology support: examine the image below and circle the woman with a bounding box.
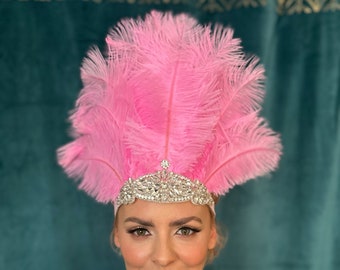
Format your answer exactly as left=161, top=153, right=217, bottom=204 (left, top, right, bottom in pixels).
left=58, top=11, right=282, bottom=269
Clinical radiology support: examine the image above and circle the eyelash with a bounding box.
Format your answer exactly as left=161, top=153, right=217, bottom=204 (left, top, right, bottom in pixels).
left=128, top=227, right=151, bottom=237
left=176, top=227, right=200, bottom=236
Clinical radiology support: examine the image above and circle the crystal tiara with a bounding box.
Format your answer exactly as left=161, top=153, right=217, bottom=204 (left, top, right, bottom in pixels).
left=115, top=160, right=215, bottom=209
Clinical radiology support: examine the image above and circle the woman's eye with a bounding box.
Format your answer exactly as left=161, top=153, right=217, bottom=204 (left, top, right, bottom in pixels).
left=176, top=227, right=200, bottom=236
left=128, top=228, right=150, bottom=237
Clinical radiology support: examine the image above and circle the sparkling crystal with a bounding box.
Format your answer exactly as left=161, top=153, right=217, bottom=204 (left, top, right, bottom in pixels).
left=161, top=160, right=170, bottom=169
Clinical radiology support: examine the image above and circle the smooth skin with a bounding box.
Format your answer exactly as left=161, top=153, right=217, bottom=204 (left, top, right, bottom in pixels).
left=114, top=199, right=217, bottom=270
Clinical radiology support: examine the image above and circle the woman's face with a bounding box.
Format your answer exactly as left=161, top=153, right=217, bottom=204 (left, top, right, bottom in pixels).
left=114, top=199, right=217, bottom=270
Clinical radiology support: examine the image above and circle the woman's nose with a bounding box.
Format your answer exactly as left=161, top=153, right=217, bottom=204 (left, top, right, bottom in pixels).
left=152, top=235, right=176, bottom=267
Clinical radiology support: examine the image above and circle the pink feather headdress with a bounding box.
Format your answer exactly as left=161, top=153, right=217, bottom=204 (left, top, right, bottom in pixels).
left=57, top=11, right=282, bottom=208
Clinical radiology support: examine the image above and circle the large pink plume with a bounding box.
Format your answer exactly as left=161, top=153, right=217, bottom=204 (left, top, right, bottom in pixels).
left=57, top=11, right=282, bottom=203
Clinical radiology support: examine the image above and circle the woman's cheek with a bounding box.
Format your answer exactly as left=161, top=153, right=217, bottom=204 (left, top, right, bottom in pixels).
left=120, top=239, right=151, bottom=267
left=177, top=242, right=208, bottom=267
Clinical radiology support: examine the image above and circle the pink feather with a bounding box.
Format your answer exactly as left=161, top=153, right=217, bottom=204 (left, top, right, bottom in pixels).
left=57, top=11, right=282, bottom=203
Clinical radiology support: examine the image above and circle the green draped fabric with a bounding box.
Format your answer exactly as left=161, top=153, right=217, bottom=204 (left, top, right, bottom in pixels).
left=0, top=1, right=339, bottom=269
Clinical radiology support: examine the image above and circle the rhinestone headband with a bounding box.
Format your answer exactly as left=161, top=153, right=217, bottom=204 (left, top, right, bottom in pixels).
left=114, top=160, right=214, bottom=210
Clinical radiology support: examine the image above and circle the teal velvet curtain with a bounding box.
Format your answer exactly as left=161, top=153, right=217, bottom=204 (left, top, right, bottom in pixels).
left=1, top=1, right=339, bottom=269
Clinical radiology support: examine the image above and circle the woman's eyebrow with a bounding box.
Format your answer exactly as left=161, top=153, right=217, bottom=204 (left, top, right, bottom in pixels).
left=169, top=216, right=202, bottom=227
left=124, top=217, right=154, bottom=227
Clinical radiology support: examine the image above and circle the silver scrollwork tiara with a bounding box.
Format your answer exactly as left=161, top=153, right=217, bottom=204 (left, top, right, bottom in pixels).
left=115, top=160, right=214, bottom=209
